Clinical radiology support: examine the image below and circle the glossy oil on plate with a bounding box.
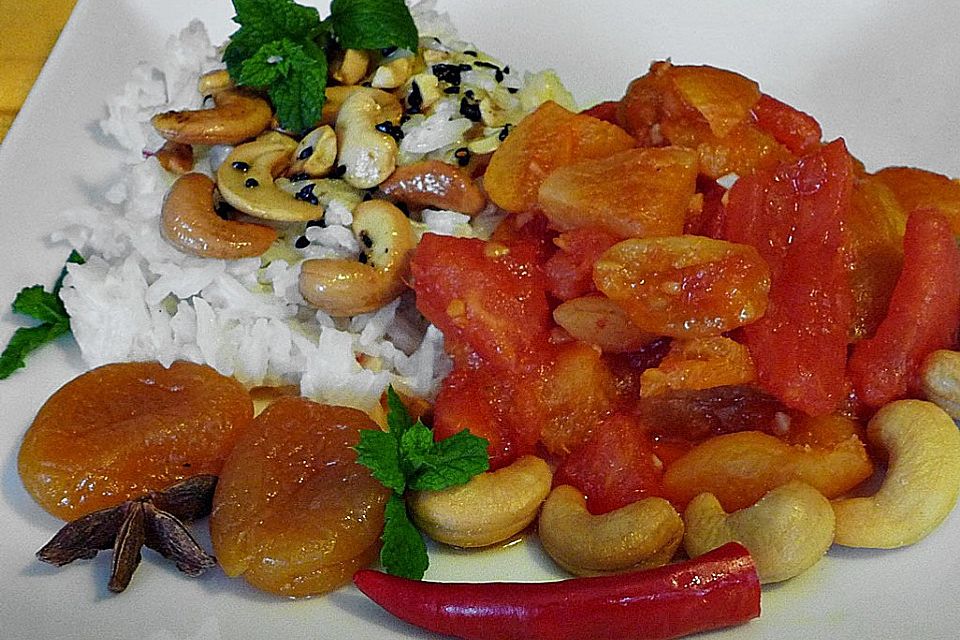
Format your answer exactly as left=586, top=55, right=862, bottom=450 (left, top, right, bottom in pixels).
left=2, top=1, right=959, bottom=639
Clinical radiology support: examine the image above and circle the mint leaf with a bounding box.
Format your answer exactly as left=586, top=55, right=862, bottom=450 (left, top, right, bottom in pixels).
left=355, top=428, right=406, bottom=494
left=385, top=385, right=414, bottom=441
left=238, top=38, right=327, bottom=132
left=12, top=285, right=66, bottom=325
left=409, top=429, right=490, bottom=492
left=0, top=322, right=69, bottom=380
left=54, top=250, right=85, bottom=295
left=379, top=493, right=428, bottom=580
left=398, top=420, right=435, bottom=474
left=223, top=0, right=324, bottom=75
left=330, top=0, right=419, bottom=52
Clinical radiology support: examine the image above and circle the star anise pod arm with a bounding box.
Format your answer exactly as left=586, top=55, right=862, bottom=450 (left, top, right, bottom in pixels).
left=35, top=474, right=219, bottom=593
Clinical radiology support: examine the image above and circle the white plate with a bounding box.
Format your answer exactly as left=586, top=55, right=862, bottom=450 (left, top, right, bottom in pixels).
left=2, top=1, right=959, bottom=639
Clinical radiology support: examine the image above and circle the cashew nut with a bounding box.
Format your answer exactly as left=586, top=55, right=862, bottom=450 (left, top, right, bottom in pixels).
left=371, top=55, right=414, bottom=89
left=683, top=481, right=835, bottom=584
left=833, top=399, right=960, bottom=548
left=290, top=125, right=338, bottom=178
left=154, top=140, right=194, bottom=174
left=920, top=349, right=960, bottom=419
left=538, top=485, right=684, bottom=576
left=331, top=49, right=371, bottom=86
left=299, top=199, right=415, bottom=316
left=161, top=173, right=277, bottom=259
left=552, top=295, right=657, bottom=353
left=321, top=86, right=403, bottom=126
left=197, top=69, right=234, bottom=95
left=378, top=159, right=487, bottom=215
left=151, top=89, right=272, bottom=146
left=217, top=132, right=324, bottom=222
left=408, top=455, right=552, bottom=548
left=335, top=88, right=402, bottom=188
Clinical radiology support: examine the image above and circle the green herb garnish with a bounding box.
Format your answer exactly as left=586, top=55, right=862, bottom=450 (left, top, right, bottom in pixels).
left=224, top=0, right=419, bottom=133
left=0, top=251, right=84, bottom=380
left=355, top=386, right=489, bottom=579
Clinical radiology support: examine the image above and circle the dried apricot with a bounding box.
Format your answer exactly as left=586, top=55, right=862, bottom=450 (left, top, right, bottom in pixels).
left=593, top=235, right=770, bottom=338
left=484, top=101, right=634, bottom=213
left=874, top=166, right=960, bottom=236
left=639, top=336, right=756, bottom=397
left=210, top=397, right=389, bottom=597
left=538, top=147, right=698, bottom=239
left=18, top=361, right=253, bottom=520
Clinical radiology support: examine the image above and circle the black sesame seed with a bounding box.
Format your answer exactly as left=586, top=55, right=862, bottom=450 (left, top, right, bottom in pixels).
left=443, top=86, right=460, bottom=95
left=288, top=172, right=310, bottom=182
left=331, top=164, right=347, bottom=178
left=294, top=236, right=310, bottom=249
left=499, top=124, right=513, bottom=142
left=244, top=177, right=259, bottom=188
left=295, top=183, right=319, bottom=205
left=306, top=218, right=324, bottom=228
left=463, top=49, right=478, bottom=56
left=231, top=161, right=250, bottom=172
left=459, top=96, right=482, bottom=122
left=407, top=81, right=423, bottom=113
left=507, top=87, right=519, bottom=94
left=297, top=146, right=313, bottom=160
left=454, top=147, right=471, bottom=167
left=375, top=120, right=404, bottom=142
left=358, top=251, right=369, bottom=265
left=359, top=230, right=374, bottom=249
left=431, top=63, right=463, bottom=86
left=503, top=65, right=511, bottom=75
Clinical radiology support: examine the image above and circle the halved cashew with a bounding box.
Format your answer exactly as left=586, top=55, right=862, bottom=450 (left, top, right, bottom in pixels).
left=161, top=173, right=277, bottom=259
left=331, top=49, right=371, bottom=86
left=552, top=295, right=658, bottom=353
left=832, top=399, right=960, bottom=548
left=920, top=349, right=960, bottom=419
left=151, top=89, right=272, bottom=145
left=290, top=125, right=338, bottom=177
left=378, top=159, right=487, bottom=215
left=154, top=140, right=194, bottom=174
left=335, top=88, right=402, bottom=188
left=538, top=485, right=684, bottom=576
left=217, top=132, right=324, bottom=222
left=683, top=481, right=835, bottom=584
left=299, top=199, right=415, bottom=316
left=408, top=456, right=552, bottom=548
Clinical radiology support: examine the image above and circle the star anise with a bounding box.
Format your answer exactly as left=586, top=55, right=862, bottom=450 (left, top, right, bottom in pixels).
left=36, top=474, right=219, bottom=593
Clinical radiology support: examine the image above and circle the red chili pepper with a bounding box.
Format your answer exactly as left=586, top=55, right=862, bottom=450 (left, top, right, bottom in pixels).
left=353, top=542, right=761, bottom=640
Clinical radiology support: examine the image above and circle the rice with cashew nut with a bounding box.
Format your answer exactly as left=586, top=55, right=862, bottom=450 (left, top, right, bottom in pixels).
left=50, top=3, right=574, bottom=414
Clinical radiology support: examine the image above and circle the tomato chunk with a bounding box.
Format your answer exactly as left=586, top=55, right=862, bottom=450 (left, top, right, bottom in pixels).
left=554, top=413, right=664, bottom=515
left=848, top=210, right=960, bottom=407
left=751, top=94, right=822, bottom=155
left=543, top=228, right=620, bottom=301
left=411, top=233, right=551, bottom=370
left=723, top=139, right=855, bottom=415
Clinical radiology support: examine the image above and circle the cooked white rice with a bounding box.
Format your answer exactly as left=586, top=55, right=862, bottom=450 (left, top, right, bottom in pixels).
left=52, top=1, right=572, bottom=413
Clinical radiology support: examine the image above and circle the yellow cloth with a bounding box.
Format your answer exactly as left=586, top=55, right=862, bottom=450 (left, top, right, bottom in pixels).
left=0, top=0, right=77, bottom=141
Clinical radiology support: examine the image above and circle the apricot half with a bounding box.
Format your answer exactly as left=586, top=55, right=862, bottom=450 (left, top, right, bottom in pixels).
left=210, top=397, right=390, bottom=597
left=18, top=361, right=253, bottom=520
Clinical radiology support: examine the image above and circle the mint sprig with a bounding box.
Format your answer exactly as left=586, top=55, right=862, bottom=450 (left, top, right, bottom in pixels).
left=224, top=0, right=419, bottom=133
left=0, top=251, right=84, bottom=380
left=355, top=386, right=489, bottom=579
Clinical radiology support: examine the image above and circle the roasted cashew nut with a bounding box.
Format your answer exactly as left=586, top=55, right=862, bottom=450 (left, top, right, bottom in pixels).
left=920, top=349, right=960, bottom=419
left=335, top=88, right=402, bottom=189
left=197, top=69, right=234, bottom=95
left=683, top=481, right=835, bottom=584
left=408, top=456, right=552, bottom=548
left=154, top=140, right=194, bottom=174
left=299, top=199, right=415, bottom=316
left=331, top=49, right=371, bottom=86
left=321, top=86, right=404, bottom=127
left=217, top=132, right=324, bottom=222
left=538, top=485, right=684, bottom=576
left=161, top=173, right=277, bottom=259
left=151, top=89, right=272, bottom=146
left=833, top=399, right=960, bottom=548
left=379, top=159, right=487, bottom=215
